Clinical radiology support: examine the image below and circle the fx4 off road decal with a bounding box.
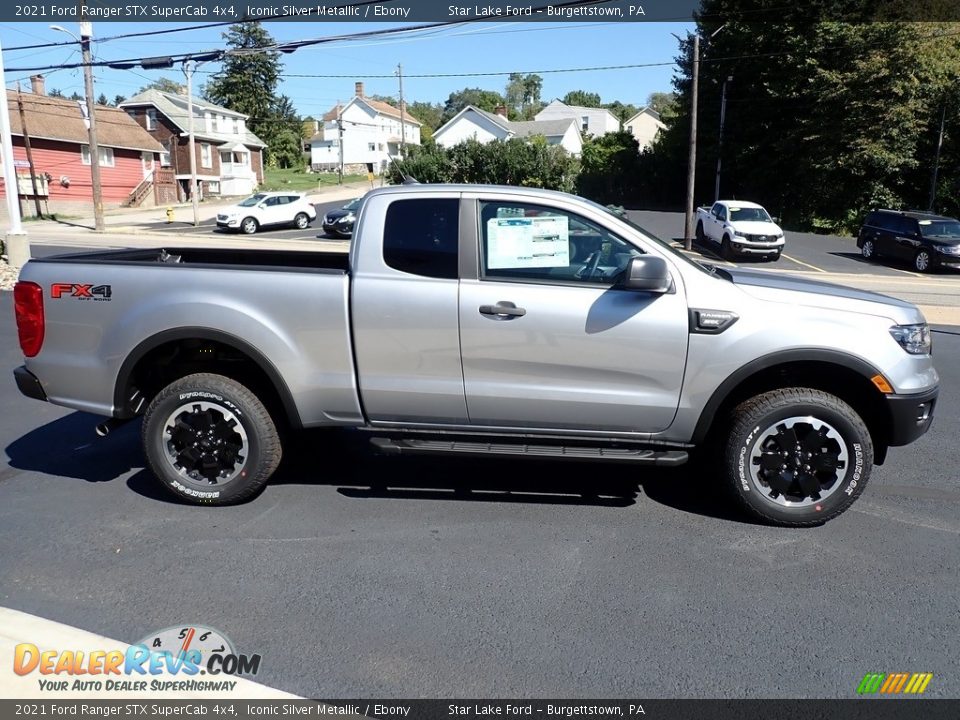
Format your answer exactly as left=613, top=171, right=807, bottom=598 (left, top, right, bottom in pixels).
left=51, top=283, right=112, bottom=301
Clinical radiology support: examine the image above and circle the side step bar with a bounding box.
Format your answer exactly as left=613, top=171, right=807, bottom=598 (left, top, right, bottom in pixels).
left=369, top=437, right=688, bottom=465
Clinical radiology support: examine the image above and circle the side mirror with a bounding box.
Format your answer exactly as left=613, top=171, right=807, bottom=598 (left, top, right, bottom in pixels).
left=619, top=256, right=672, bottom=293
left=771, top=216, right=780, bottom=224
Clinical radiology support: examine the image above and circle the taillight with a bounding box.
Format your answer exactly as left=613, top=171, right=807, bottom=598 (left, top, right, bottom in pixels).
left=14, top=281, right=44, bottom=357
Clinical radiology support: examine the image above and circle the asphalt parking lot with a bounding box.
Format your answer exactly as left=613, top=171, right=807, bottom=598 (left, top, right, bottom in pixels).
left=1, top=275, right=958, bottom=698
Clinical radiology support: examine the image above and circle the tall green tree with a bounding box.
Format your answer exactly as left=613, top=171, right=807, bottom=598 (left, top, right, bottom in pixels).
left=137, top=77, right=185, bottom=95
left=204, top=22, right=290, bottom=166
left=562, top=90, right=602, bottom=107
left=442, top=88, right=505, bottom=123
left=644, top=4, right=960, bottom=230
left=645, top=92, right=677, bottom=121
left=505, top=73, right=543, bottom=119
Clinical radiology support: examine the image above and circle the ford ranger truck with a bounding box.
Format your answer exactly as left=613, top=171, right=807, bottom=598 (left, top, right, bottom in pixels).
left=696, top=200, right=785, bottom=260
left=13, top=185, right=938, bottom=525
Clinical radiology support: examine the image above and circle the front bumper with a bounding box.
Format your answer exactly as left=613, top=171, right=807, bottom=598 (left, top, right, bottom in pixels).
left=216, top=218, right=240, bottom=229
left=731, top=239, right=785, bottom=255
left=885, top=386, right=938, bottom=446
left=14, top=365, right=47, bottom=402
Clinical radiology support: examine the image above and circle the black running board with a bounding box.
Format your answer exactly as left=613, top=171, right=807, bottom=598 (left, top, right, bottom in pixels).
left=369, top=437, right=688, bottom=465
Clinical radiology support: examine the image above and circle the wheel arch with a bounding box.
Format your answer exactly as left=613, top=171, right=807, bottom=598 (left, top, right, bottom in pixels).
left=692, top=350, right=893, bottom=464
left=114, top=327, right=302, bottom=429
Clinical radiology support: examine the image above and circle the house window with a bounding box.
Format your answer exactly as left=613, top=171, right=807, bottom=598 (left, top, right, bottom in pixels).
left=146, top=109, right=157, bottom=131
left=378, top=143, right=385, bottom=151
left=581, top=115, right=589, bottom=132
left=159, top=151, right=171, bottom=167
left=81, top=145, right=115, bottom=167
left=233, top=117, right=240, bottom=134
left=368, top=143, right=376, bottom=152
left=200, top=143, right=212, bottom=168
left=204, top=112, right=212, bottom=132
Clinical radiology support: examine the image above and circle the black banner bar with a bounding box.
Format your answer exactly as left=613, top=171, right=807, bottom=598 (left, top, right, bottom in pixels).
left=1, top=700, right=958, bottom=720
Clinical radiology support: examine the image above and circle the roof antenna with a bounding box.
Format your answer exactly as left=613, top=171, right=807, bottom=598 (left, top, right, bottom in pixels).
left=401, top=175, right=420, bottom=185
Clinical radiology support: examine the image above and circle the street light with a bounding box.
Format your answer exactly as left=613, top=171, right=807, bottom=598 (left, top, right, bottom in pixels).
left=50, top=20, right=104, bottom=232
left=715, top=75, right=733, bottom=203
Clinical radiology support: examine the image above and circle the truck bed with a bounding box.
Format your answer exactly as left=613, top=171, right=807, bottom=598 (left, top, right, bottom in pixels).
left=32, top=247, right=351, bottom=273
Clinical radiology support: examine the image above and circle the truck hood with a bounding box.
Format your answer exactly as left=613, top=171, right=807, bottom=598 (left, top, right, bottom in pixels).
left=728, top=220, right=782, bottom=235
left=724, top=267, right=926, bottom=325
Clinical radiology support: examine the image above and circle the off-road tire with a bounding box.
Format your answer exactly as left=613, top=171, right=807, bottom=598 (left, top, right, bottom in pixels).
left=721, top=235, right=735, bottom=261
left=142, top=373, right=282, bottom=505
left=724, top=388, right=873, bottom=526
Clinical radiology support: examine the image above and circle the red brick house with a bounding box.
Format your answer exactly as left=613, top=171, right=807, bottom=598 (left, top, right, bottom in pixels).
left=0, top=76, right=169, bottom=217
left=119, top=89, right=265, bottom=201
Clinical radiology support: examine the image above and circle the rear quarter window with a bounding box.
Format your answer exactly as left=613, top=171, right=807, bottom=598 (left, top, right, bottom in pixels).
left=383, top=198, right=459, bottom=279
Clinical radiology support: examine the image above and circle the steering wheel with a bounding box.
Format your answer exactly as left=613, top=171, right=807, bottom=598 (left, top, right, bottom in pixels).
left=577, top=248, right=604, bottom=280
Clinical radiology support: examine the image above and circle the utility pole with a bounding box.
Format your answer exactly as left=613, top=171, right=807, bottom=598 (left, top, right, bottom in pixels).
left=928, top=102, right=947, bottom=212
left=683, top=32, right=699, bottom=250
left=16, top=87, right=44, bottom=219
left=396, top=63, right=407, bottom=157
left=0, top=39, right=30, bottom=268
left=337, top=100, right=344, bottom=184
left=182, top=59, right=200, bottom=227
left=79, top=3, right=104, bottom=232
left=714, top=75, right=732, bottom=203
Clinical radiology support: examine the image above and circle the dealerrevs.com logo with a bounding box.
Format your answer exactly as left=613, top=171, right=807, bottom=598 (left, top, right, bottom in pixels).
left=13, top=624, right=261, bottom=693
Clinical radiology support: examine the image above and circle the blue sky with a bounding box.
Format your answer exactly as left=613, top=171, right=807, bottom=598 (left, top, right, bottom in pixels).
left=1, top=20, right=693, bottom=117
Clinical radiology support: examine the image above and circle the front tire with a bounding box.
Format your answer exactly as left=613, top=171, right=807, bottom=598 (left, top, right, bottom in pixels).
left=294, top=212, right=310, bottom=229
left=914, top=249, right=933, bottom=273
left=241, top=217, right=259, bottom=235
left=723, top=388, right=872, bottom=526
left=142, top=373, right=282, bottom=505
left=721, top=235, right=735, bottom=260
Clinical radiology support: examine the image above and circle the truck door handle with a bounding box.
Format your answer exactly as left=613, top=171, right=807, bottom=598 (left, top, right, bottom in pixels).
left=479, top=302, right=526, bottom=318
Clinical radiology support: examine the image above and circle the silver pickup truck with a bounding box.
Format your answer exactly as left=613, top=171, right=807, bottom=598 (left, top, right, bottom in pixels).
left=13, top=184, right=938, bottom=525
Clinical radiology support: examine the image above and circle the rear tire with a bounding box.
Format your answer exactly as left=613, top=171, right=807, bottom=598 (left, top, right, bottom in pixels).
left=294, top=212, right=310, bottom=229
left=723, top=388, right=872, bottom=526
left=861, top=238, right=875, bottom=260
left=696, top=222, right=706, bottom=244
left=142, top=373, right=282, bottom=505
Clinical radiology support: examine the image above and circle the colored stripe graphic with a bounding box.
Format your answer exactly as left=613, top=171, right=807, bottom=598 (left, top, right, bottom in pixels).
left=857, top=672, right=933, bottom=694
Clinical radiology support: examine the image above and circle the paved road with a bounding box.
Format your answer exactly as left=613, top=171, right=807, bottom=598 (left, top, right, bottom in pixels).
left=1, top=286, right=958, bottom=698
left=130, top=199, right=353, bottom=242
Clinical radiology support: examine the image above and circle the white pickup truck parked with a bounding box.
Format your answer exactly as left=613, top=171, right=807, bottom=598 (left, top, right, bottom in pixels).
left=696, top=200, right=785, bottom=261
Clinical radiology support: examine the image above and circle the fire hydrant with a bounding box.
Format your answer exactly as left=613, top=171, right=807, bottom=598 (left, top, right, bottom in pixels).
left=166, top=207, right=174, bottom=223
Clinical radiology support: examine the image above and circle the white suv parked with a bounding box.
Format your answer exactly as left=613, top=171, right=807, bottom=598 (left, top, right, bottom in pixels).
left=217, top=192, right=317, bottom=234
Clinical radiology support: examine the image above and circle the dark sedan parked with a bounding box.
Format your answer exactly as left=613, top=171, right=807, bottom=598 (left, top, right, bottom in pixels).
left=321, top=197, right=362, bottom=238
left=857, top=209, right=960, bottom=272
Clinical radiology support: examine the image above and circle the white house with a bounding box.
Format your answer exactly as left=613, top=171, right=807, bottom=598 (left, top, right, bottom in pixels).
left=534, top=100, right=620, bottom=137
left=624, top=107, right=666, bottom=151
left=433, top=105, right=582, bottom=156
left=310, top=82, right=421, bottom=174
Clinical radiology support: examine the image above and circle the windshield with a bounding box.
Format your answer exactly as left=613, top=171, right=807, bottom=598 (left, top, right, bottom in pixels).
left=582, top=198, right=718, bottom=277
left=919, top=220, right=960, bottom=238
left=238, top=193, right=267, bottom=207
left=729, top=206, right=772, bottom=222
left=343, top=198, right=362, bottom=212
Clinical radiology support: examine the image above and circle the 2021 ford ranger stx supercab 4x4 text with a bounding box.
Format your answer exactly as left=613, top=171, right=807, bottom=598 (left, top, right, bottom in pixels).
left=13, top=185, right=938, bottom=525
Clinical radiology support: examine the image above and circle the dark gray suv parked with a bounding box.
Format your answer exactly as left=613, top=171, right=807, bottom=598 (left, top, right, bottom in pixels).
left=857, top=209, right=960, bottom=272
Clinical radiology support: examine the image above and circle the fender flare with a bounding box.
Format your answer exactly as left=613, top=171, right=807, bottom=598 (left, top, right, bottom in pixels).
left=691, top=348, right=886, bottom=444
left=113, top=327, right=302, bottom=428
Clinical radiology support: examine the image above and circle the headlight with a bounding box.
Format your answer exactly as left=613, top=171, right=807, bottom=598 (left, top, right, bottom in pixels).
left=889, top=324, right=931, bottom=355
left=337, top=214, right=354, bottom=224
left=935, top=245, right=960, bottom=255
